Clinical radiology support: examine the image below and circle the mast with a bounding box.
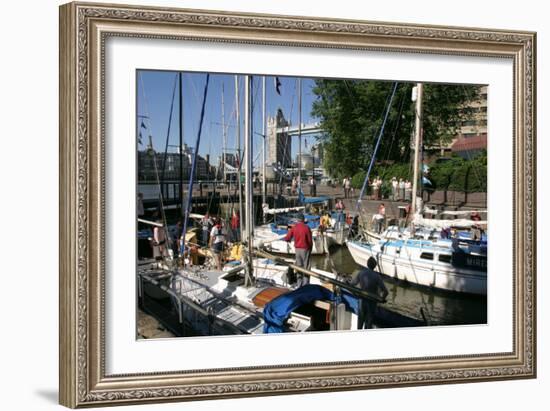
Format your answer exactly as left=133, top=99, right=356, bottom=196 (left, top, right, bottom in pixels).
left=244, top=75, right=254, bottom=286
left=221, top=82, right=226, bottom=185
left=411, top=83, right=423, bottom=217
left=262, top=76, right=267, bottom=214
left=235, top=75, right=244, bottom=242
left=179, top=72, right=184, bottom=220
left=298, top=78, right=302, bottom=190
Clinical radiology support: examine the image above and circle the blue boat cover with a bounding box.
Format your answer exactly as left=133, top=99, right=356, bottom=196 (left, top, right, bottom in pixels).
left=263, top=284, right=360, bottom=333
left=298, top=188, right=330, bottom=204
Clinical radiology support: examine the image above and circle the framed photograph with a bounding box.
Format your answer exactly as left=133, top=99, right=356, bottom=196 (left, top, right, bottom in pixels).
left=59, top=1, right=536, bottom=408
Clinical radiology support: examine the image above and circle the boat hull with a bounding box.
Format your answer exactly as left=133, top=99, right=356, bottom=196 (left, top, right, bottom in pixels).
left=347, top=240, right=487, bottom=295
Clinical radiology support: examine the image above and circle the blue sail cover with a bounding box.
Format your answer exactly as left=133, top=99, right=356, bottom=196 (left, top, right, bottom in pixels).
left=263, top=285, right=360, bottom=333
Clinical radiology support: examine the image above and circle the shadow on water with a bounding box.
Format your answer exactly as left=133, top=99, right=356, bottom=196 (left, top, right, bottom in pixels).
left=311, top=246, right=487, bottom=326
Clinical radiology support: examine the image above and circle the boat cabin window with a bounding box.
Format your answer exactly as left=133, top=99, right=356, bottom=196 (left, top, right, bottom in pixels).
left=438, top=254, right=452, bottom=264
left=419, top=252, right=434, bottom=260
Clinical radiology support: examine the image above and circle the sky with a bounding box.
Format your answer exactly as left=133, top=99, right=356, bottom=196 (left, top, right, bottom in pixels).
left=137, top=70, right=322, bottom=167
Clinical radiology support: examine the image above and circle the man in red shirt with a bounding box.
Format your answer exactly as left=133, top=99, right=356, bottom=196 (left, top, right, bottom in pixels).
left=284, top=214, right=313, bottom=286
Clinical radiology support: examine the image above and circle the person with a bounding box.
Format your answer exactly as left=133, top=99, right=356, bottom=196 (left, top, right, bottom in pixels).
left=137, top=192, right=145, bottom=218
left=291, top=177, right=297, bottom=195
left=350, top=215, right=360, bottom=238
left=335, top=198, right=345, bottom=229
left=309, top=176, right=317, bottom=196
left=231, top=210, right=240, bottom=242
left=152, top=220, right=169, bottom=260
left=319, top=211, right=331, bottom=232
left=470, top=211, right=483, bottom=240
left=391, top=177, right=398, bottom=201
left=201, top=213, right=212, bottom=246
left=283, top=214, right=313, bottom=286
left=174, top=220, right=183, bottom=257
left=343, top=176, right=351, bottom=199
left=398, top=178, right=405, bottom=200
left=405, top=180, right=412, bottom=201
left=377, top=203, right=386, bottom=233
left=377, top=177, right=384, bottom=200
left=348, top=257, right=388, bottom=329
left=209, top=218, right=226, bottom=270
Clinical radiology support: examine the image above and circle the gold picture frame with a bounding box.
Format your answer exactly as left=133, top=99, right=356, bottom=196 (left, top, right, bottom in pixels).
left=59, top=2, right=536, bottom=407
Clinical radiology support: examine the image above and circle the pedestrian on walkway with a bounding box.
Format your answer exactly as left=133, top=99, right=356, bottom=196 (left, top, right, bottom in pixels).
left=399, top=178, right=405, bottom=200
left=309, top=176, right=317, bottom=196
left=391, top=177, right=398, bottom=201
left=343, top=176, right=351, bottom=199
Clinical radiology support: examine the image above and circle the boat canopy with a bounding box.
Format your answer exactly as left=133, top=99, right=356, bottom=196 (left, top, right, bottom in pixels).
left=263, top=284, right=359, bottom=333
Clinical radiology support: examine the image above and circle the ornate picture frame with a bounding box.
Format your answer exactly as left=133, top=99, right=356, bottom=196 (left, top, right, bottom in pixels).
left=59, top=2, right=536, bottom=407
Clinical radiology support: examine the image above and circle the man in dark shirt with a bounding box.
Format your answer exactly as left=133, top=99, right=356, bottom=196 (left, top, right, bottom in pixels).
left=349, top=257, right=388, bottom=329
left=284, top=214, right=313, bottom=286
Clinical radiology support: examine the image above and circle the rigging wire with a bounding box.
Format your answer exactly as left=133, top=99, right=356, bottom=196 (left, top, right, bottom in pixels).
left=180, top=74, right=211, bottom=261
left=356, top=82, right=400, bottom=210
left=138, top=72, right=173, bottom=255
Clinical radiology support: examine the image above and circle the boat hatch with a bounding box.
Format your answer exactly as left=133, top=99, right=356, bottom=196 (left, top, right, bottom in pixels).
left=252, top=287, right=290, bottom=308
left=221, top=272, right=244, bottom=284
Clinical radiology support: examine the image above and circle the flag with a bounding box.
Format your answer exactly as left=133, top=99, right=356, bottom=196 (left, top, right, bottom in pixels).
left=274, top=77, right=282, bottom=95
left=140, top=121, right=147, bottom=129
left=138, top=132, right=143, bottom=144
left=422, top=176, right=432, bottom=186
left=304, top=139, right=308, bottom=149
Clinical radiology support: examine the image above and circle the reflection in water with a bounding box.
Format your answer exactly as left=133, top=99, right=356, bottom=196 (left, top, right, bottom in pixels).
left=311, top=246, right=487, bottom=326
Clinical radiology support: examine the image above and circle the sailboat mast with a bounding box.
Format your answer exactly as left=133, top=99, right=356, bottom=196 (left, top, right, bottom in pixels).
left=235, top=75, right=244, bottom=240
left=411, top=83, right=423, bottom=217
left=262, top=76, right=267, bottom=212
left=244, top=75, right=254, bottom=286
left=298, top=78, right=302, bottom=190
left=179, top=72, right=184, bottom=220
left=221, top=83, right=226, bottom=185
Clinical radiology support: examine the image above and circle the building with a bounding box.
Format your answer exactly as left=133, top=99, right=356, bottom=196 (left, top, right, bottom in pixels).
left=451, top=86, right=487, bottom=158
left=138, top=144, right=211, bottom=182
left=266, top=108, right=292, bottom=169
left=426, top=85, right=488, bottom=159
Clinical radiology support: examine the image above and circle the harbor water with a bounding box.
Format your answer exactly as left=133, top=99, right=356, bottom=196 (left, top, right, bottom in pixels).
left=311, top=246, right=487, bottom=326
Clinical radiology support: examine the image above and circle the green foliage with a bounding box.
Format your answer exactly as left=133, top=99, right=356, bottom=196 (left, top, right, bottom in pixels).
left=351, top=171, right=366, bottom=189
left=311, top=79, right=482, bottom=179
left=349, top=152, right=487, bottom=195
left=428, top=152, right=486, bottom=193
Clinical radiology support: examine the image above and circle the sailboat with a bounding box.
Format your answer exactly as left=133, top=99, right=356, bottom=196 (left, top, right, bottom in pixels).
left=346, top=83, right=488, bottom=295
left=137, top=73, right=404, bottom=336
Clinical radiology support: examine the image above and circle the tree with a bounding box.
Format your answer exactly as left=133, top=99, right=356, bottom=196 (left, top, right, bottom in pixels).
left=311, top=80, right=481, bottom=178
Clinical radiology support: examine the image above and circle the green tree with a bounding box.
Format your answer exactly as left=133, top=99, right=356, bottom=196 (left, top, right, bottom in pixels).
left=311, top=80, right=481, bottom=178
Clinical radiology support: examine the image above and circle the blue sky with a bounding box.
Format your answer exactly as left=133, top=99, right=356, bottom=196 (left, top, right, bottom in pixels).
left=137, top=71, right=321, bottom=166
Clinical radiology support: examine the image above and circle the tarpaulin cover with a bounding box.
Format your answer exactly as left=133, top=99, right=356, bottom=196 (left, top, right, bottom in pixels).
left=263, top=285, right=360, bottom=333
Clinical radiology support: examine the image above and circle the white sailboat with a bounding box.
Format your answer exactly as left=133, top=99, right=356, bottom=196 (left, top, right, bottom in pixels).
left=138, top=74, right=379, bottom=336
left=347, top=83, right=487, bottom=295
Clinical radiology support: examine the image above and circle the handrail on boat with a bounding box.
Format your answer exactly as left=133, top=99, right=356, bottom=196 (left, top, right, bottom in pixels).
left=253, top=248, right=386, bottom=303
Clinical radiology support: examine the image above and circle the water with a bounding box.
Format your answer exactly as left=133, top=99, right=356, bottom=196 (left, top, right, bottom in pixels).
left=310, top=247, right=487, bottom=326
